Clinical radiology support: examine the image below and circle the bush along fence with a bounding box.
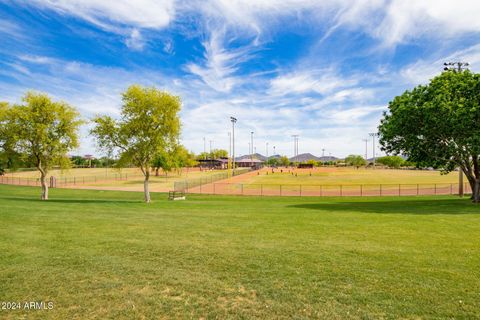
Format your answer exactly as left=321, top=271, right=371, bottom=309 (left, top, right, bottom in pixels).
left=174, top=168, right=252, bottom=192
left=181, top=182, right=472, bottom=197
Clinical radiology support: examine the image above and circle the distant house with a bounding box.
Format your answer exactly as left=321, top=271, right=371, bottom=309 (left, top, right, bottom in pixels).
left=236, top=158, right=264, bottom=169
left=298, top=163, right=314, bottom=169
left=198, top=158, right=229, bottom=169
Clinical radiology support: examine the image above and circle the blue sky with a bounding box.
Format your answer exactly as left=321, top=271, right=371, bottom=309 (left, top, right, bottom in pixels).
left=1, top=0, right=480, bottom=158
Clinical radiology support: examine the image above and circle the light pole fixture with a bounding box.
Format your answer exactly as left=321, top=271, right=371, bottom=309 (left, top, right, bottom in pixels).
left=443, top=62, right=469, bottom=72
left=369, top=132, right=379, bottom=168
left=230, top=117, right=237, bottom=175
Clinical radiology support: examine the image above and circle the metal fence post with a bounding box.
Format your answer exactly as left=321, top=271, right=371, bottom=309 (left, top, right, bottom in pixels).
left=241, top=184, right=244, bottom=195
left=214, top=183, right=216, bottom=194
left=450, top=183, right=453, bottom=195
left=279, top=185, right=282, bottom=196
left=340, top=185, right=342, bottom=197
left=261, top=184, right=263, bottom=196
left=299, top=185, right=302, bottom=197
left=399, top=184, right=401, bottom=196
left=434, top=184, right=437, bottom=195
left=360, top=184, right=363, bottom=196
left=380, top=184, right=382, bottom=196
left=417, top=184, right=419, bottom=195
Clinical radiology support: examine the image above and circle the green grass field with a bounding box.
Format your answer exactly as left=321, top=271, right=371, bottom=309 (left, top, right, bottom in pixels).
left=244, top=167, right=459, bottom=185
left=1, top=185, right=479, bottom=319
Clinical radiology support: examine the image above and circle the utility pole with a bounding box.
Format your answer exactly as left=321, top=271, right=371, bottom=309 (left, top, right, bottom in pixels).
left=203, top=137, right=206, bottom=160
left=322, top=148, right=325, bottom=158
left=251, top=131, right=254, bottom=161
left=369, top=132, right=378, bottom=168
left=362, top=139, right=368, bottom=160
left=228, top=132, right=231, bottom=159
left=292, top=135, right=299, bottom=162
left=230, top=117, right=237, bottom=175
left=444, top=61, right=469, bottom=197
left=273, top=146, right=276, bottom=155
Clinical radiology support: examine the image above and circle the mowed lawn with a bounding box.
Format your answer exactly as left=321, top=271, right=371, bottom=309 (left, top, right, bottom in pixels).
left=0, top=185, right=479, bottom=319
left=243, top=167, right=459, bottom=186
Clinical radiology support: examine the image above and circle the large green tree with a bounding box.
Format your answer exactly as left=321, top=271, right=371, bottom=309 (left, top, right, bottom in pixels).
left=379, top=70, right=480, bottom=202
left=344, top=155, right=367, bottom=168
left=1, top=93, right=82, bottom=200
left=91, top=85, right=181, bottom=203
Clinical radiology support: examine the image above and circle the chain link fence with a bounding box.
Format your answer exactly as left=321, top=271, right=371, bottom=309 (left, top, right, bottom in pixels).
left=183, top=182, right=471, bottom=197
left=174, top=168, right=252, bottom=192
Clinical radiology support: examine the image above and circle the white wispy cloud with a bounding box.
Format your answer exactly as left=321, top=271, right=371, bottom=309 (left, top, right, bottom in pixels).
left=124, top=29, right=145, bottom=51
left=269, top=69, right=359, bottom=96
left=184, top=28, right=254, bottom=93
left=28, top=0, right=175, bottom=29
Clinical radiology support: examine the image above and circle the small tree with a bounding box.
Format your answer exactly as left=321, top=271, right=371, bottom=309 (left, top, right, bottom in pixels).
left=345, top=155, right=367, bottom=168
left=152, top=150, right=175, bottom=177
left=306, top=159, right=317, bottom=167
left=91, top=85, right=181, bottom=203
left=379, top=70, right=480, bottom=202
left=266, top=157, right=279, bottom=166
left=1, top=93, right=82, bottom=200
left=377, top=156, right=405, bottom=169
left=278, top=156, right=290, bottom=166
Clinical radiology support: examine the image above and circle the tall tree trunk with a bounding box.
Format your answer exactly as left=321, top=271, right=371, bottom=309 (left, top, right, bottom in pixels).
left=155, top=167, right=159, bottom=176
left=40, top=170, right=48, bottom=200
left=473, top=179, right=480, bottom=203
left=144, top=171, right=151, bottom=203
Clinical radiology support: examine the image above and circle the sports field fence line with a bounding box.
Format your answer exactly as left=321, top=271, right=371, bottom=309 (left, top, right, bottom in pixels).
left=181, top=182, right=472, bottom=197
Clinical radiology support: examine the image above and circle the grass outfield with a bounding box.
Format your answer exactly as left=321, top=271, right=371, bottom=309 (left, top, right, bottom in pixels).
left=1, top=185, right=479, bottom=319
left=242, top=167, right=459, bottom=185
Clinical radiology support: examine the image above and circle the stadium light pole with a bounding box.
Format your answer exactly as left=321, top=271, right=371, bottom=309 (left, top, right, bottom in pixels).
left=362, top=139, right=368, bottom=160
left=230, top=117, right=237, bottom=175
left=203, top=137, right=206, bottom=160
left=228, top=132, right=231, bottom=159
left=444, top=61, right=469, bottom=197
left=266, top=142, right=269, bottom=158
left=273, top=146, right=276, bottom=155
left=209, top=140, right=213, bottom=159
left=292, top=135, right=299, bottom=162
left=369, top=133, right=378, bottom=169
left=322, top=148, right=325, bottom=158
left=251, top=131, right=254, bottom=161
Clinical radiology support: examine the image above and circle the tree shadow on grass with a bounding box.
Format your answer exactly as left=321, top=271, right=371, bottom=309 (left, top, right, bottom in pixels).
left=288, top=198, right=479, bottom=215
left=1, top=196, right=143, bottom=204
